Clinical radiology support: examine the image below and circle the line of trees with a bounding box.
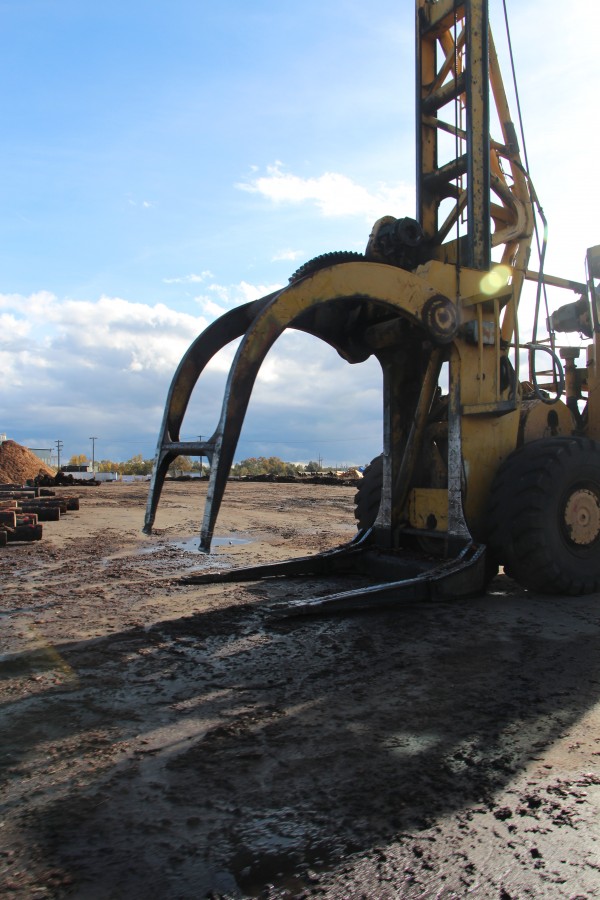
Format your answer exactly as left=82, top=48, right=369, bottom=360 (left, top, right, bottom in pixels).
left=68, top=453, right=203, bottom=476
left=68, top=453, right=326, bottom=477
left=232, top=456, right=306, bottom=477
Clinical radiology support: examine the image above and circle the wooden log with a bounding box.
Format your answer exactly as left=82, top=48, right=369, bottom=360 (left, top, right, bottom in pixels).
left=0, top=529, right=7, bottom=548
left=0, top=511, right=17, bottom=527
left=0, top=500, right=18, bottom=510
left=5, top=524, right=43, bottom=542
left=0, top=491, right=37, bottom=502
left=18, top=504, right=60, bottom=521
left=16, top=513, right=38, bottom=526
left=21, top=498, right=67, bottom=510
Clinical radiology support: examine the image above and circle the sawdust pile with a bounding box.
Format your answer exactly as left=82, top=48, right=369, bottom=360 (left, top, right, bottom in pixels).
left=0, top=440, right=55, bottom=485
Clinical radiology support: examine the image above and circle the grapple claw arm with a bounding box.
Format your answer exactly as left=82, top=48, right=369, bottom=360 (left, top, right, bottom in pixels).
left=199, top=262, right=457, bottom=550
left=143, top=294, right=276, bottom=534
left=147, top=261, right=457, bottom=557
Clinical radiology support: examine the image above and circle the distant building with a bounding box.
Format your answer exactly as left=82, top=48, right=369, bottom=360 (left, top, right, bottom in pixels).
left=61, top=464, right=91, bottom=473
left=31, top=448, right=54, bottom=466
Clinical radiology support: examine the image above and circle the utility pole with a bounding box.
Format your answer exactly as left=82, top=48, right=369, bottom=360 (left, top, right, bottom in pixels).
left=55, top=439, right=63, bottom=471
left=89, top=436, right=98, bottom=472
left=198, top=436, right=203, bottom=477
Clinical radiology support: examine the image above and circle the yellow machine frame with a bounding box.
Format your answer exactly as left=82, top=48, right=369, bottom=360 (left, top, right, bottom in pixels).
left=144, top=0, right=600, bottom=611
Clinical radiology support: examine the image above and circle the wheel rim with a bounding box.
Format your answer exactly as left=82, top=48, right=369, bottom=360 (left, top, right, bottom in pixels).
left=562, top=487, right=600, bottom=547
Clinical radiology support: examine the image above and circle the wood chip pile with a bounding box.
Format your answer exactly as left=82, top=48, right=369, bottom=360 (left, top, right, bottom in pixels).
left=0, top=440, right=55, bottom=484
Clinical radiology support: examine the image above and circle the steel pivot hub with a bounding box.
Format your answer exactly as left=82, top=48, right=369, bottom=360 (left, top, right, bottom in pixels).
left=563, top=488, right=600, bottom=546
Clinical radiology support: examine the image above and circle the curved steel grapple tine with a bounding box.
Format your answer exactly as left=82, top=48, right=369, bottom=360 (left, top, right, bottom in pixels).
left=200, top=284, right=339, bottom=550
left=166, top=295, right=274, bottom=441
left=144, top=294, right=275, bottom=534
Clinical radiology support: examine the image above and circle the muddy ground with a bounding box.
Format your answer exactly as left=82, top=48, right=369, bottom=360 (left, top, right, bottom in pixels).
left=1, top=480, right=599, bottom=899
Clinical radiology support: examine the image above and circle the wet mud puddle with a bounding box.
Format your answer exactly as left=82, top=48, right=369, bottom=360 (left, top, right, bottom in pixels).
left=100, top=533, right=251, bottom=569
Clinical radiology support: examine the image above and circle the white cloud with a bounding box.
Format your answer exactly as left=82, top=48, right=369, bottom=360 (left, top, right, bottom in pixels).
left=0, top=280, right=385, bottom=465
left=272, top=248, right=302, bottom=262
left=233, top=330, right=383, bottom=466
left=0, top=292, right=209, bottom=389
left=194, top=279, right=283, bottom=319
left=126, top=195, right=155, bottom=209
left=0, top=313, right=31, bottom=342
left=237, top=162, right=414, bottom=221
left=163, top=271, right=214, bottom=285
left=3, top=294, right=197, bottom=389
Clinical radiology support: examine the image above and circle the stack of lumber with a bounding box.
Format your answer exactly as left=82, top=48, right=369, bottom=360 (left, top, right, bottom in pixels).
left=0, top=486, right=79, bottom=547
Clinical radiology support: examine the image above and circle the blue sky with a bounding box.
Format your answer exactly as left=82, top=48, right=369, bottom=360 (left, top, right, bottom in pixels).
left=1, top=0, right=598, bottom=466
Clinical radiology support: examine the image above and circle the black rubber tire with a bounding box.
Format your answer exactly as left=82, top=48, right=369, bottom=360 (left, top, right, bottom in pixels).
left=487, top=436, right=600, bottom=595
left=354, top=455, right=383, bottom=532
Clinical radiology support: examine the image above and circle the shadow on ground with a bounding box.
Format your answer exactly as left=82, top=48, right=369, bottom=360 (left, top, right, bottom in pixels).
left=2, top=575, right=600, bottom=897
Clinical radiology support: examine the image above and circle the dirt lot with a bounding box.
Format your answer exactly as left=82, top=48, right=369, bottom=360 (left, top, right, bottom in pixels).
left=1, top=479, right=600, bottom=899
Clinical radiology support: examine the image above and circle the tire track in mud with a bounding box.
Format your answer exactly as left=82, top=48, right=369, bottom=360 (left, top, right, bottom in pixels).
left=3, top=591, right=600, bottom=897
left=1, top=482, right=600, bottom=898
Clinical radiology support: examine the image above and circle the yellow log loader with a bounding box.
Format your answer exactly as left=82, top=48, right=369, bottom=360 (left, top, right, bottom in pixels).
left=144, top=0, right=600, bottom=612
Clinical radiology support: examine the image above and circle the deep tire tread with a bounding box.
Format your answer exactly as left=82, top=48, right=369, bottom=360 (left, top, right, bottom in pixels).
left=354, top=456, right=383, bottom=532
left=487, top=437, right=600, bottom=595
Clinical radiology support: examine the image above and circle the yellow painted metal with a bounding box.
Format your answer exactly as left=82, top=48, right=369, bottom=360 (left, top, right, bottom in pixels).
left=408, top=488, right=448, bottom=531
left=146, top=0, right=596, bottom=608
left=417, top=259, right=512, bottom=317
left=284, top=252, right=537, bottom=543
left=415, top=260, right=517, bottom=411
left=416, top=0, right=533, bottom=348
left=519, top=399, right=575, bottom=444
left=246, top=260, right=457, bottom=340
left=457, top=342, right=506, bottom=409
left=460, top=410, right=520, bottom=536
left=586, top=340, right=600, bottom=441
